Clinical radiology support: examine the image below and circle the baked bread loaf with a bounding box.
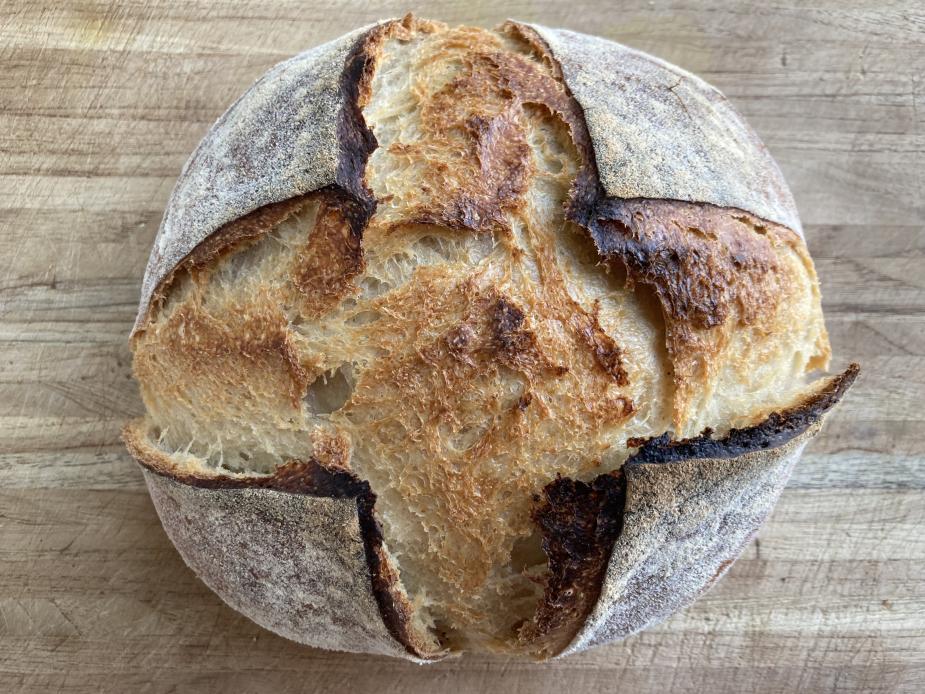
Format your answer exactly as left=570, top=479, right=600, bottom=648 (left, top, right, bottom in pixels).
left=124, top=15, right=857, bottom=660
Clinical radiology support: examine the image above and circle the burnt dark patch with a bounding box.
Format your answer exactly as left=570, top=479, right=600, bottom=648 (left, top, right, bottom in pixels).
left=488, top=296, right=568, bottom=376
left=491, top=297, right=527, bottom=348
left=520, top=470, right=627, bottom=654
left=587, top=198, right=781, bottom=330
left=334, top=28, right=379, bottom=225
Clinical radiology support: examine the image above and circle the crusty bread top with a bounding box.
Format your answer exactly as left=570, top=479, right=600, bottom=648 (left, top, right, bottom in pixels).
left=135, top=16, right=803, bottom=332
left=521, top=23, right=802, bottom=235
left=128, top=15, right=846, bottom=657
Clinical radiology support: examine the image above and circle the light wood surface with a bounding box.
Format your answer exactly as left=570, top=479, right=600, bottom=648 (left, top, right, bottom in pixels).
left=1, top=1, right=923, bottom=692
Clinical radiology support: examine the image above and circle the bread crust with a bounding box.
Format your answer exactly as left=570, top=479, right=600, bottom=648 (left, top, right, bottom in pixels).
left=502, top=23, right=828, bottom=431
left=124, top=365, right=855, bottom=660
left=124, top=420, right=445, bottom=661
left=134, top=23, right=375, bottom=333
left=585, top=199, right=821, bottom=430
left=521, top=365, right=857, bottom=656
left=126, top=15, right=854, bottom=660
left=514, top=23, right=802, bottom=235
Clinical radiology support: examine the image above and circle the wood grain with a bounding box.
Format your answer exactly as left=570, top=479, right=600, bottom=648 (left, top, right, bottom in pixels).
left=1, top=1, right=922, bottom=692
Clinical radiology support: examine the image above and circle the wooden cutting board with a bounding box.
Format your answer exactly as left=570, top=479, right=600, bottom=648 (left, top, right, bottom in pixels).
left=1, top=1, right=922, bottom=692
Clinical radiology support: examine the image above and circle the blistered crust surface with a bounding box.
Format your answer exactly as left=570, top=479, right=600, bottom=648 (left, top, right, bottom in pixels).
left=134, top=25, right=372, bottom=331
left=523, top=24, right=802, bottom=235
left=586, top=199, right=829, bottom=434
left=143, top=470, right=417, bottom=659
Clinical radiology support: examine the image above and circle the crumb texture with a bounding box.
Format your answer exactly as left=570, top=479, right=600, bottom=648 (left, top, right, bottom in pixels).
left=129, top=17, right=836, bottom=657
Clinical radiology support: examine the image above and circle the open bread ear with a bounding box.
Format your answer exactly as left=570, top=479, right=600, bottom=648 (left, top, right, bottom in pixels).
left=124, top=421, right=445, bottom=662
left=132, top=21, right=381, bottom=335
left=511, top=22, right=802, bottom=236
left=556, top=365, right=858, bottom=656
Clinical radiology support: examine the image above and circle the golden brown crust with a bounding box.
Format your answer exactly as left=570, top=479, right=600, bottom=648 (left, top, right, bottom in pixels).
left=181, top=197, right=311, bottom=277
left=361, top=23, right=631, bottom=390
left=364, top=23, right=590, bottom=236
left=588, top=199, right=821, bottom=429
left=133, top=24, right=377, bottom=332
left=593, top=201, right=785, bottom=332
left=495, top=26, right=829, bottom=433
left=290, top=191, right=366, bottom=319
left=137, top=283, right=309, bottom=409
left=486, top=295, right=568, bottom=376
left=140, top=195, right=312, bottom=334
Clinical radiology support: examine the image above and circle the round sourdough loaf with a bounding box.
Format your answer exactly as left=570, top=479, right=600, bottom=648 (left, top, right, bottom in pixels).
left=124, top=15, right=857, bottom=660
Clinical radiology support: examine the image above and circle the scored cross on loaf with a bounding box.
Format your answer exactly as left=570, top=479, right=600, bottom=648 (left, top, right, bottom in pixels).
left=124, top=15, right=857, bottom=660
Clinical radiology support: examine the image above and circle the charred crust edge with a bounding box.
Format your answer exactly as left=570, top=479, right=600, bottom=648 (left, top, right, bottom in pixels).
left=501, top=23, right=614, bottom=241
left=625, top=363, right=859, bottom=465
left=527, top=364, right=858, bottom=654
left=334, top=23, right=381, bottom=230
left=521, top=470, right=627, bottom=656
left=504, top=21, right=805, bottom=241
